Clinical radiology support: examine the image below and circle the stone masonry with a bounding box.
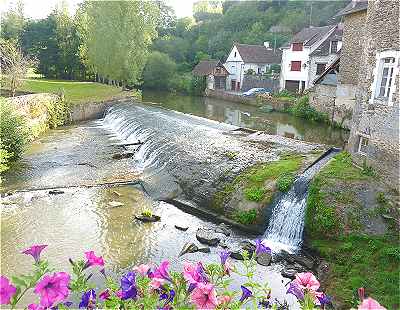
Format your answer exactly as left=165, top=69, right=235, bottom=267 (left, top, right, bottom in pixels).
left=347, top=0, right=400, bottom=184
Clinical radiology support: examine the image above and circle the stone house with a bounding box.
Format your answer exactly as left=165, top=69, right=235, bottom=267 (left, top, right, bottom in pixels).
left=279, top=25, right=338, bottom=92
left=224, top=42, right=282, bottom=91
left=192, top=60, right=230, bottom=90
left=347, top=0, right=399, bottom=183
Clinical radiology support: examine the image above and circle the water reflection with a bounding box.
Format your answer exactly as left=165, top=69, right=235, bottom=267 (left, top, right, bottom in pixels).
left=142, top=90, right=349, bottom=147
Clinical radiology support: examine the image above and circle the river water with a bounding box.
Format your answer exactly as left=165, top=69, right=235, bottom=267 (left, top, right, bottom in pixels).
left=142, top=90, right=349, bottom=147
left=1, top=101, right=318, bottom=307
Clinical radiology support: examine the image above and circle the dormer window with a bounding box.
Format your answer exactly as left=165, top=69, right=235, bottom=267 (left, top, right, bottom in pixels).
left=330, top=41, right=338, bottom=53
left=292, top=43, right=303, bottom=51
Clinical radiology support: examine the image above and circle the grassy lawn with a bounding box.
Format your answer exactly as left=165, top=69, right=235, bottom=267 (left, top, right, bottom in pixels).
left=305, top=152, right=399, bottom=309
left=19, top=78, right=128, bottom=105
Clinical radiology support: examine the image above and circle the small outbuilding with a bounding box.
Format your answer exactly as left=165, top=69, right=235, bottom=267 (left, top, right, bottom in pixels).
left=192, top=60, right=230, bottom=90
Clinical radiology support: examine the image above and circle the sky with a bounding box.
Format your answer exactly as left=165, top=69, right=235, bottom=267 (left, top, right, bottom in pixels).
left=0, top=0, right=196, bottom=19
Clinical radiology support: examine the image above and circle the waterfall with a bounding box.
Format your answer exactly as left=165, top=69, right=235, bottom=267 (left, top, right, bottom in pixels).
left=264, top=149, right=339, bottom=253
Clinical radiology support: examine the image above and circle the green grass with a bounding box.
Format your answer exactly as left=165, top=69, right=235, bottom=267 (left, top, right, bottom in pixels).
left=305, top=151, right=399, bottom=309
left=233, top=209, right=258, bottom=225
left=310, top=235, right=399, bottom=309
left=212, top=154, right=304, bottom=222
left=20, top=78, right=127, bottom=105
left=276, top=172, right=295, bottom=192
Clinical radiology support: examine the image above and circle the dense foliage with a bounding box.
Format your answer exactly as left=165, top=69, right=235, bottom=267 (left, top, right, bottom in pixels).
left=286, top=96, right=330, bottom=123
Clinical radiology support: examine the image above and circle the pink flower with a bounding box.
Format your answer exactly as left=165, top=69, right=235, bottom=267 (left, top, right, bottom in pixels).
left=84, top=251, right=104, bottom=267
left=294, top=272, right=320, bottom=292
left=22, top=245, right=48, bottom=264
left=150, top=278, right=165, bottom=289
left=116, top=290, right=123, bottom=299
left=99, top=289, right=111, bottom=301
left=34, top=272, right=70, bottom=308
left=0, top=276, right=17, bottom=305
left=152, top=260, right=171, bottom=281
left=190, top=283, right=218, bottom=309
left=133, top=264, right=150, bottom=276
left=217, top=295, right=231, bottom=305
left=183, top=262, right=201, bottom=284
left=358, top=298, right=387, bottom=310
left=27, top=304, right=45, bottom=310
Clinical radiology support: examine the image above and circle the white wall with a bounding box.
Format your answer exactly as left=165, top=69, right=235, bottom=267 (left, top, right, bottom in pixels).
left=280, top=46, right=311, bottom=91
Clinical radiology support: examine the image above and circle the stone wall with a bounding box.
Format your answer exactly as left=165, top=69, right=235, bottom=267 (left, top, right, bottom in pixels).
left=242, top=75, right=279, bottom=92
left=347, top=0, right=400, bottom=184
left=309, top=84, right=353, bottom=129
left=338, top=10, right=367, bottom=85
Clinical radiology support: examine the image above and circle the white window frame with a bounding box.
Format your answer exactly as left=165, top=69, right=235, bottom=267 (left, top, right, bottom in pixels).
left=370, top=50, right=400, bottom=106
left=357, top=135, right=369, bottom=155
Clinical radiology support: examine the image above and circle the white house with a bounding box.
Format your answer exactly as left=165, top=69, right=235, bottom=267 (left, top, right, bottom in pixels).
left=224, top=42, right=282, bottom=91
left=279, top=25, right=338, bottom=92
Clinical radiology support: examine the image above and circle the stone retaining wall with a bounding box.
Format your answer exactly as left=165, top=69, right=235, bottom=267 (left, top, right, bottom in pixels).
left=309, top=84, right=353, bottom=129
left=205, top=89, right=291, bottom=111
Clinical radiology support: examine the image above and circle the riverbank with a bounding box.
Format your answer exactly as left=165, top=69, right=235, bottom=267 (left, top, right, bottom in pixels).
left=305, top=151, right=399, bottom=309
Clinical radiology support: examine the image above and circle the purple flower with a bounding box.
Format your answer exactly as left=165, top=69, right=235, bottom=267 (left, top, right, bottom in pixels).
left=318, top=293, right=332, bottom=306
left=286, top=281, right=304, bottom=301
left=120, top=272, right=137, bottom=300
left=219, top=250, right=231, bottom=265
left=195, top=262, right=209, bottom=283
left=255, top=239, right=271, bottom=256
left=22, top=245, right=48, bottom=264
left=187, top=283, right=197, bottom=294
left=160, top=289, right=175, bottom=305
left=153, top=261, right=172, bottom=282
left=239, top=285, right=253, bottom=302
left=79, top=289, right=96, bottom=309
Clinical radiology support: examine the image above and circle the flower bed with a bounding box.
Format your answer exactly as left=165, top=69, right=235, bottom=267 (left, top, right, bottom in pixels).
left=0, top=241, right=385, bottom=309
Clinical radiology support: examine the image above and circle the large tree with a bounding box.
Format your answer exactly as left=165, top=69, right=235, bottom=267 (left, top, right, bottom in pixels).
left=0, top=0, right=25, bottom=43
left=78, top=1, right=159, bottom=87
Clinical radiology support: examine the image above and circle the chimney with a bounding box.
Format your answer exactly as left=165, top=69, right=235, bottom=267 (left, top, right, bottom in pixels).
left=264, top=41, right=271, bottom=49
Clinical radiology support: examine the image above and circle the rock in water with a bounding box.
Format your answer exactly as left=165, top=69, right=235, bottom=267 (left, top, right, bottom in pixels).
left=240, top=240, right=256, bottom=255
left=175, top=225, right=189, bottom=231
left=197, top=247, right=211, bottom=253
left=108, top=201, right=124, bottom=208
left=281, top=268, right=297, bottom=279
left=135, top=214, right=161, bottom=222
left=48, top=189, right=64, bottom=195
left=179, top=242, right=199, bottom=257
left=196, top=228, right=220, bottom=246
left=215, top=223, right=231, bottom=236
left=112, top=152, right=135, bottom=160
left=293, top=256, right=314, bottom=270
left=256, top=252, right=272, bottom=266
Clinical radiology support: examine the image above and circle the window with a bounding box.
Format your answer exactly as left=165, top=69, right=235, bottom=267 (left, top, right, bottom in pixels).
left=357, top=136, right=369, bottom=155
left=234, top=52, right=237, bottom=57
left=376, top=57, right=395, bottom=99
left=215, top=67, right=221, bottom=73
left=257, top=67, right=261, bottom=74
left=316, top=63, right=326, bottom=75
left=291, top=61, right=301, bottom=71
left=292, top=43, right=303, bottom=51
left=330, top=41, right=338, bottom=54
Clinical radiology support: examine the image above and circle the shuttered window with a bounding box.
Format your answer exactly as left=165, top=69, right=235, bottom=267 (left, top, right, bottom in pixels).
left=291, top=61, right=302, bottom=71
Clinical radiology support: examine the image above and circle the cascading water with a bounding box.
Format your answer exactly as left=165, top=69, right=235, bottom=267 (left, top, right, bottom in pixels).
left=264, top=149, right=339, bottom=253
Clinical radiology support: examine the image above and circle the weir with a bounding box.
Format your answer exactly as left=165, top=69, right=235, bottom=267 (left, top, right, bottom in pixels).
left=263, top=148, right=339, bottom=253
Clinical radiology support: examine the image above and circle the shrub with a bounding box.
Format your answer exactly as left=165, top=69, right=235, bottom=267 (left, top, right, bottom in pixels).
left=244, top=186, right=265, bottom=202
left=0, top=99, right=27, bottom=161
left=287, top=95, right=329, bottom=123
left=277, top=172, right=295, bottom=192
left=142, top=51, right=177, bottom=90
left=233, top=209, right=258, bottom=224
left=45, top=93, right=71, bottom=129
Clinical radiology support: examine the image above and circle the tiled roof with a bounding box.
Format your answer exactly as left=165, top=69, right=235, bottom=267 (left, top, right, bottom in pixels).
left=283, top=25, right=336, bottom=48
left=235, top=43, right=282, bottom=64
left=335, top=0, right=368, bottom=17
left=310, top=26, right=343, bottom=56
left=192, top=60, right=227, bottom=76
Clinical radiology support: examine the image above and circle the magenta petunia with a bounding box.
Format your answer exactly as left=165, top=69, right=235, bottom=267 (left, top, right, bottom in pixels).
left=27, top=304, right=46, bottom=310
left=190, top=283, right=218, bottom=309
left=84, top=251, right=104, bottom=267
left=34, top=272, right=70, bottom=308
left=133, top=264, right=151, bottom=276
left=0, top=276, right=17, bottom=305
left=22, top=245, right=48, bottom=264
left=152, top=260, right=171, bottom=282
left=294, top=272, right=320, bottom=292
left=99, top=289, right=110, bottom=301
